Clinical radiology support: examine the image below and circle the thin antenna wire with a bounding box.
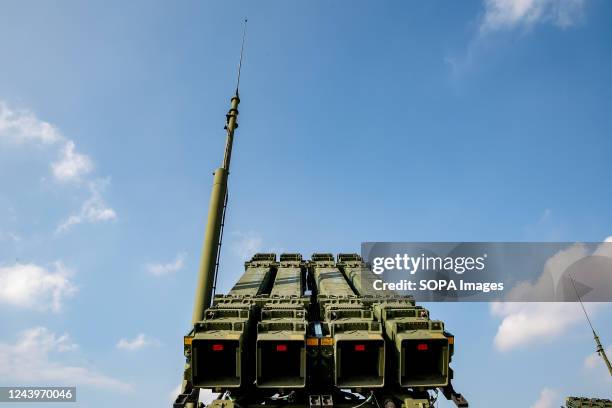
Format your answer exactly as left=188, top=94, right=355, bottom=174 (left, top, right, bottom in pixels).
left=569, top=274, right=596, bottom=333
left=571, top=273, right=612, bottom=377
left=235, top=18, right=247, bottom=96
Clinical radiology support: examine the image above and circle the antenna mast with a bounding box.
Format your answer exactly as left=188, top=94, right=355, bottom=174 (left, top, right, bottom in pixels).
left=570, top=275, right=612, bottom=377
left=235, top=19, right=247, bottom=97
left=192, top=19, right=247, bottom=324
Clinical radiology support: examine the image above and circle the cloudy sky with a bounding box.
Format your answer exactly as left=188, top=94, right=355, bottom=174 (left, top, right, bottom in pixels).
left=0, top=1, right=611, bottom=407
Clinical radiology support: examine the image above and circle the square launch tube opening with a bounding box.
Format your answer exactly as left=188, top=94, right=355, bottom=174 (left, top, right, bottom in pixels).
left=192, top=339, right=241, bottom=388
left=400, top=339, right=449, bottom=387
left=256, top=340, right=306, bottom=388
left=335, top=339, right=385, bottom=388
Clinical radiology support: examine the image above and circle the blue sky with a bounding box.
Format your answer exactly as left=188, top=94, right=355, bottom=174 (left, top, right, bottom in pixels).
left=0, top=1, right=611, bottom=407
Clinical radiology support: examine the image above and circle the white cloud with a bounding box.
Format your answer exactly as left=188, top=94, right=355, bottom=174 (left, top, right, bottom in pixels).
left=492, top=238, right=612, bottom=351
left=0, top=101, right=93, bottom=182
left=56, top=180, right=117, bottom=234
left=169, top=384, right=218, bottom=405
left=530, top=387, right=558, bottom=408
left=447, top=1, right=587, bottom=75
left=231, top=231, right=263, bottom=261
left=0, top=327, right=132, bottom=392
left=116, top=333, right=158, bottom=351
left=0, top=101, right=115, bottom=233
left=146, top=252, right=186, bottom=276
left=0, top=102, right=62, bottom=145
left=481, top=0, right=586, bottom=33
left=51, top=140, right=93, bottom=182
left=503, top=242, right=589, bottom=302
left=0, top=261, right=77, bottom=312
left=491, top=302, right=588, bottom=351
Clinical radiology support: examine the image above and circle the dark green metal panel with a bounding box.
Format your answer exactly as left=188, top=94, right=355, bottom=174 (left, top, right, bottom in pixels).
left=312, top=254, right=355, bottom=298
left=228, top=254, right=276, bottom=297
left=271, top=254, right=304, bottom=297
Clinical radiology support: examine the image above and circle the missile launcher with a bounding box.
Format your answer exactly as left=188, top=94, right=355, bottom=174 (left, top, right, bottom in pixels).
left=173, top=27, right=468, bottom=407
left=179, top=250, right=466, bottom=408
